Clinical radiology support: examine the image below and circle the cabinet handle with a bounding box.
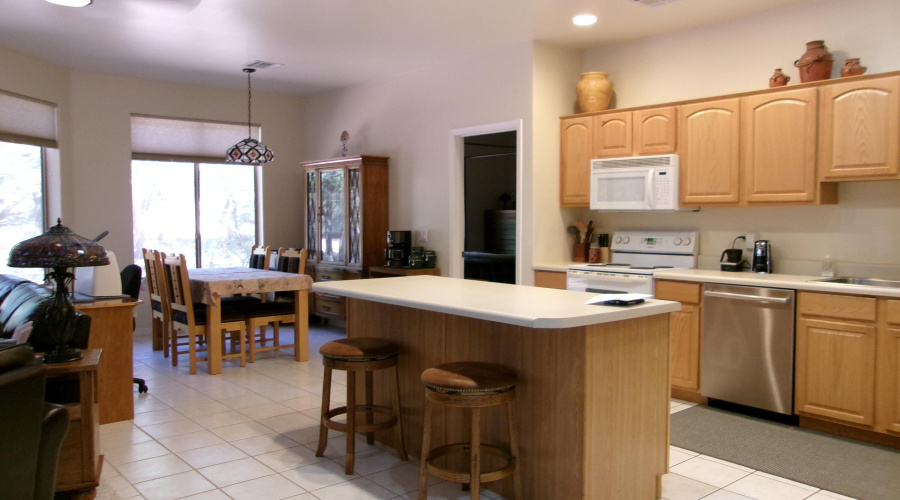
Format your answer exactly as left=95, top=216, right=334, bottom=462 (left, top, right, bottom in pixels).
left=321, top=306, right=332, bottom=311
left=321, top=275, right=332, bottom=280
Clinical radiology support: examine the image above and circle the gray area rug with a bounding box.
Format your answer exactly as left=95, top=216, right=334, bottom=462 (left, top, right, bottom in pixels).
left=670, top=405, right=900, bottom=500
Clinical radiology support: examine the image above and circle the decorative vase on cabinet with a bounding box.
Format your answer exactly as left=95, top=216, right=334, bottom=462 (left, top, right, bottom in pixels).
left=794, top=40, right=834, bottom=83
left=576, top=72, right=613, bottom=113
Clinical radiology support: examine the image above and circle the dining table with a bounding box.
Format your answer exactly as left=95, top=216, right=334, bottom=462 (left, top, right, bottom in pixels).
left=188, top=267, right=313, bottom=374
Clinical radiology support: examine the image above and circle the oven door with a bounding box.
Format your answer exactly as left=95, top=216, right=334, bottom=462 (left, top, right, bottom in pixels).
left=566, top=270, right=655, bottom=296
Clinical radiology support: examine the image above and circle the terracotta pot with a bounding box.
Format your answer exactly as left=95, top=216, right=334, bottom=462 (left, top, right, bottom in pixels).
left=841, top=58, right=867, bottom=77
left=794, top=40, right=834, bottom=83
left=769, top=68, right=790, bottom=88
left=576, top=72, right=613, bottom=113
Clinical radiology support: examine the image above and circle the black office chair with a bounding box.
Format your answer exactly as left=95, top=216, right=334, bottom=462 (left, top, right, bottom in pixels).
left=120, top=264, right=148, bottom=394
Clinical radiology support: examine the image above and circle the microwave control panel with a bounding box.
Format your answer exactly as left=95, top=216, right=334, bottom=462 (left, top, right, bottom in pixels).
left=652, top=168, right=677, bottom=210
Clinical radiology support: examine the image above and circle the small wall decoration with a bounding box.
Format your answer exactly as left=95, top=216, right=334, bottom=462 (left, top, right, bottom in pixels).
left=340, top=130, right=349, bottom=157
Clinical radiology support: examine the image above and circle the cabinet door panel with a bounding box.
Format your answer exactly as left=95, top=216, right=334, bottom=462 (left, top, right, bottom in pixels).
left=878, top=300, right=900, bottom=435
left=319, top=168, right=346, bottom=263
left=560, top=117, right=592, bottom=207
left=819, top=76, right=900, bottom=179
left=742, top=89, right=818, bottom=203
left=593, top=112, right=632, bottom=158
left=678, top=99, right=741, bottom=204
left=669, top=303, right=701, bottom=390
left=634, top=107, right=676, bottom=155
left=796, top=317, right=876, bottom=426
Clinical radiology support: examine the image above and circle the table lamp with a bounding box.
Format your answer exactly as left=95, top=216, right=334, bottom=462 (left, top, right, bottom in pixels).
left=7, top=219, right=109, bottom=363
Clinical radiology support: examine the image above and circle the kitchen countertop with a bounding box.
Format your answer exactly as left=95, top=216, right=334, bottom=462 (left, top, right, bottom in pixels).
left=654, top=268, right=900, bottom=298
left=312, top=275, right=680, bottom=329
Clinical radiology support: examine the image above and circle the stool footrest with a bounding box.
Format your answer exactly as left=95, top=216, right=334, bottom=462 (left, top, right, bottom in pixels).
left=323, top=405, right=399, bottom=434
left=424, top=443, right=516, bottom=485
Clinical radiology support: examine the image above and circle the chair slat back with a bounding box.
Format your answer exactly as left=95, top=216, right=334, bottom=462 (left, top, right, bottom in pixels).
left=162, top=253, right=195, bottom=326
left=250, top=245, right=270, bottom=270
left=142, top=248, right=162, bottom=304
left=276, top=247, right=308, bottom=275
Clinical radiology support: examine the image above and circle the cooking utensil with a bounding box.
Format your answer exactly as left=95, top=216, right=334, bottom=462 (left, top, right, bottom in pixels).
left=567, top=225, right=580, bottom=243
left=577, top=220, right=586, bottom=244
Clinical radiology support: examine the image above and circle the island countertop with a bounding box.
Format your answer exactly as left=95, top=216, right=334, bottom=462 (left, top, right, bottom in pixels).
left=312, top=275, right=679, bottom=329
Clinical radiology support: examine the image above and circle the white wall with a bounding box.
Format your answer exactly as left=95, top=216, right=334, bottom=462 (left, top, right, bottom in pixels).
left=298, top=42, right=534, bottom=279
left=544, top=0, right=900, bottom=278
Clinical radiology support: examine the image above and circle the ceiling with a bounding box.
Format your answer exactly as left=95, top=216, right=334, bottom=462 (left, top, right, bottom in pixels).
left=1, top=0, right=812, bottom=97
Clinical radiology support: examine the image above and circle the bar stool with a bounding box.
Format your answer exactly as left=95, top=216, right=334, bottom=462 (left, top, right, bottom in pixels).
left=418, top=361, right=520, bottom=500
left=315, top=338, right=408, bottom=475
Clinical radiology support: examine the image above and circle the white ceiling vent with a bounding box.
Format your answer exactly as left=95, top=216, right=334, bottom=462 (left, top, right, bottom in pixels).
left=244, top=60, right=283, bottom=70
left=633, top=0, right=680, bottom=6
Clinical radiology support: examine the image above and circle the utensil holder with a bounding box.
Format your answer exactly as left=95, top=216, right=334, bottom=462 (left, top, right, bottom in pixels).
left=573, top=243, right=587, bottom=263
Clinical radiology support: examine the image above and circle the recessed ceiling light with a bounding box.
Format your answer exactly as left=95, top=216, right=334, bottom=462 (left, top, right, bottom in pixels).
left=573, top=14, right=597, bottom=26
left=45, top=0, right=92, bottom=6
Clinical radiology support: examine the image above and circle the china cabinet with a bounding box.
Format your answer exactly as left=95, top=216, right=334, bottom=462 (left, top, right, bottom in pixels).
left=303, top=155, right=388, bottom=321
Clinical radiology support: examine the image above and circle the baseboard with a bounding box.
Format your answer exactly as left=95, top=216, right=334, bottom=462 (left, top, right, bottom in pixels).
left=671, top=387, right=707, bottom=405
left=800, top=416, right=900, bottom=450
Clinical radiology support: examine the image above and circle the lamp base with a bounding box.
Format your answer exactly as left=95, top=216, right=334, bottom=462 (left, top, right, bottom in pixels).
left=43, top=346, right=83, bottom=364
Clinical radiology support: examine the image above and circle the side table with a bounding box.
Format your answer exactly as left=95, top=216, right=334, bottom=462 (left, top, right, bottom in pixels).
left=43, top=349, right=102, bottom=499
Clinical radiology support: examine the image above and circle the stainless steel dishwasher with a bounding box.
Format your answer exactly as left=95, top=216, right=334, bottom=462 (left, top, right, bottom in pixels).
left=701, top=283, right=796, bottom=414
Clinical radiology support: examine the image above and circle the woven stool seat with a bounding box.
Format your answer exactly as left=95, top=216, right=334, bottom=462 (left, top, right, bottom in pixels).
left=419, top=361, right=521, bottom=500
left=320, top=337, right=399, bottom=361
left=316, top=337, right=407, bottom=475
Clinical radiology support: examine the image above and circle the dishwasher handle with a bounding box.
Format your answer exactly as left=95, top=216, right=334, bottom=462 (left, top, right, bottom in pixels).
left=703, top=290, right=793, bottom=304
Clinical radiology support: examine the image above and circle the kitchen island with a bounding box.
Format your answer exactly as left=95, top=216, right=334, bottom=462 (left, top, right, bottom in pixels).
left=312, top=275, right=680, bottom=500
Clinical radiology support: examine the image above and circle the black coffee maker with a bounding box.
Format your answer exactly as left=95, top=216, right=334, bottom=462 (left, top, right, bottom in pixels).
left=385, top=230, right=412, bottom=267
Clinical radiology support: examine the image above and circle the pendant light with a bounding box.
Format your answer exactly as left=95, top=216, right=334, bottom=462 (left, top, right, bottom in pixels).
left=226, top=68, right=275, bottom=163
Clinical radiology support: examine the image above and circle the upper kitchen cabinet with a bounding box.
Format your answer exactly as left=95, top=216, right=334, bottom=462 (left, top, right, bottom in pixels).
left=304, top=155, right=388, bottom=271
left=593, top=107, right=677, bottom=158
left=632, top=107, right=677, bottom=156
left=819, top=75, right=900, bottom=180
left=678, top=98, right=741, bottom=205
left=741, top=88, right=835, bottom=204
left=593, top=111, right=632, bottom=158
left=560, top=116, right=592, bottom=207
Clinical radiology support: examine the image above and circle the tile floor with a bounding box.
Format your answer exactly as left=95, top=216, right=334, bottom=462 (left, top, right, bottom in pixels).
left=98, top=324, right=859, bottom=500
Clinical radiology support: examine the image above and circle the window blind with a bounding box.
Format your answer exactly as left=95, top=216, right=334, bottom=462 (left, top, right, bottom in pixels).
left=0, top=90, right=58, bottom=148
left=131, top=114, right=261, bottom=163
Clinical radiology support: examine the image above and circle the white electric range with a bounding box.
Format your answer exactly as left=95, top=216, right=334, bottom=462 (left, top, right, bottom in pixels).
left=566, top=230, right=698, bottom=296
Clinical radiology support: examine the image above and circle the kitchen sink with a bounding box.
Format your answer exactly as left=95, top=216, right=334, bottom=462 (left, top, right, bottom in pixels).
left=810, top=277, right=900, bottom=288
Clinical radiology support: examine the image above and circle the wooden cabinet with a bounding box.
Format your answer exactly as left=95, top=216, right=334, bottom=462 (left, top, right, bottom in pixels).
left=593, top=111, right=632, bottom=158
left=678, top=98, right=741, bottom=205
left=45, top=350, right=101, bottom=498
left=819, top=75, right=900, bottom=180
left=877, top=299, right=900, bottom=435
left=655, top=280, right=703, bottom=399
left=633, top=107, right=678, bottom=156
left=304, top=155, right=388, bottom=321
left=593, top=107, right=677, bottom=158
left=741, top=88, right=824, bottom=204
left=533, top=270, right=566, bottom=289
left=559, top=116, right=592, bottom=207
left=796, top=292, right=877, bottom=426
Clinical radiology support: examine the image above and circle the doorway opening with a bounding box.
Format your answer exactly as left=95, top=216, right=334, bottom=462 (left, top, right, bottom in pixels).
left=462, top=131, right=517, bottom=284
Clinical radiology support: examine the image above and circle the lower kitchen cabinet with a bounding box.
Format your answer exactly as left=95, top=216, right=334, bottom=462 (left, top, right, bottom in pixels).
left=878, top=299, right=900, bottom=435
left=655, top=280, right=703, bottom=400
left=310, top=264, right=363, bottom=322
left=534, top=270, right=566, bottom=289
left=795, top=292, right=900, bottom=437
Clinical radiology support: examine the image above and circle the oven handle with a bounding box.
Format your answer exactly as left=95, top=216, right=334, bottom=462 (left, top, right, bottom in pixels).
left=579, top=275, right=652, bottom=284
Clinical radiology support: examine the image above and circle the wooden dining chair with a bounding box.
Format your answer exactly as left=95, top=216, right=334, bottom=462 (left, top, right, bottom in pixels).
left=161, top=252, right=248, bottom=374
left=242, top=247, right=308, bottom=362
left=142, top=248, right=172, bottom=357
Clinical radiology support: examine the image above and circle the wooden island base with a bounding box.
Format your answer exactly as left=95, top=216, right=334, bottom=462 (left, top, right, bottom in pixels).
left=346, top=299, right=670, bottom=500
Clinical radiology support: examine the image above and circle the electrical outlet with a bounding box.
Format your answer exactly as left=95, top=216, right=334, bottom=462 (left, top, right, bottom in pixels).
left=745, top=233, right=756, bottom=251
left=419, top=230, right=428, bottom=243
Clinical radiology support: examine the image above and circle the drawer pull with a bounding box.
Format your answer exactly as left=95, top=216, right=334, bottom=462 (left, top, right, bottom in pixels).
left=321, top=306, right=331, bottom=311
left=321, top=275, right=332, bottom=280
left=318, top=293, right=343, bottom=300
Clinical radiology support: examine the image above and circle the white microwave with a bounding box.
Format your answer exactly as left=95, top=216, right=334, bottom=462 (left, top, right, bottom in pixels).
left=590, top=154, right=680, bottom=211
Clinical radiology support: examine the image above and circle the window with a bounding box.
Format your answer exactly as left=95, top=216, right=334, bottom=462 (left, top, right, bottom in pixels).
left=130, top=115, right=263, bottom=268
left=0, top=90, right=57, bottom=282
left=0, top=141, right=45, bottom=281
left=131, top=160, right=257, bottom=268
